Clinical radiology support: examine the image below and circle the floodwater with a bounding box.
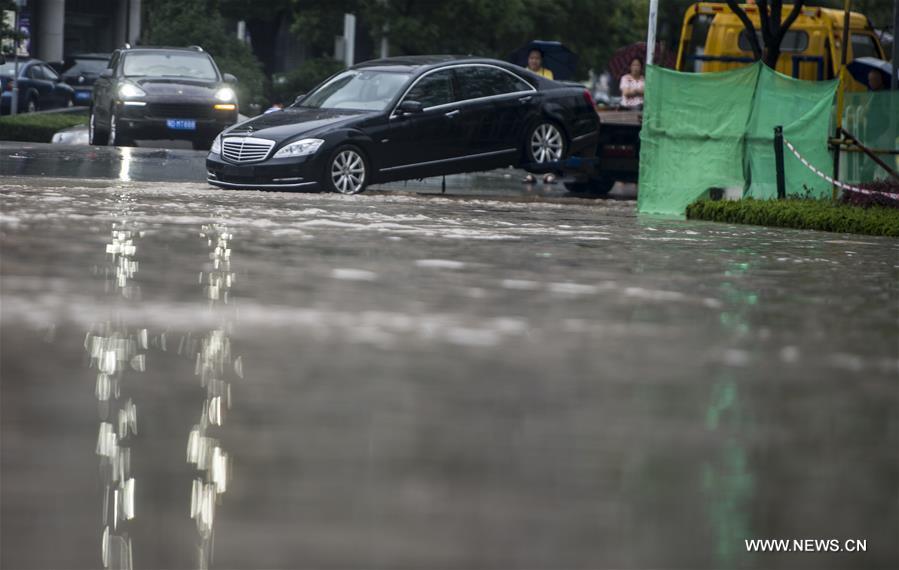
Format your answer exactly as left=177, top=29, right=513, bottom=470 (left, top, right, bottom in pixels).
left=1, top=176, right=897, bottom=570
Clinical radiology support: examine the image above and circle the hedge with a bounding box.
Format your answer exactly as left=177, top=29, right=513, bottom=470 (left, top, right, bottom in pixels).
left=686, top=198, right=899, bottom=237
left=0, top=110, right=88, bottom=143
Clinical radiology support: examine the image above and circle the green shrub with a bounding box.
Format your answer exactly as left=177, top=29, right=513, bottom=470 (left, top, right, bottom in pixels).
left=0, top=110, right=88, bottom=143
left=271, top=58, right=344, bottom=105
left=686, top=198, right=899, bottom=237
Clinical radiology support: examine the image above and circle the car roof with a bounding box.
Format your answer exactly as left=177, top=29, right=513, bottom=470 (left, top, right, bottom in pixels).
left=121, top=47, right=211, bottom=55
left=67, top=53, right=111, bottom=60
left=352, top=55, right=517, bottom=73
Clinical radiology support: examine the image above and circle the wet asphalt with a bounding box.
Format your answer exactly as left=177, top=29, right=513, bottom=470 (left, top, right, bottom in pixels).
left=1, top=144, right=897, bottom=570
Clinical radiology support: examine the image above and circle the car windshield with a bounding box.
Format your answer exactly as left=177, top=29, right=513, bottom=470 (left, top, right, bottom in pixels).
left=63, top=58, right=109, bottom=75
left=299, top=70, right=411, bottom=111
left=123, top=52, right=218, bottom=80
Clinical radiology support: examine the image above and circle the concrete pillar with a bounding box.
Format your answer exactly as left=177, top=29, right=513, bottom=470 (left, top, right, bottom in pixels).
left=113, top=0, right=127, bottom=47
left=127, top=0, right=141, bottom=45
left=37, top=0, right=65, bottom=62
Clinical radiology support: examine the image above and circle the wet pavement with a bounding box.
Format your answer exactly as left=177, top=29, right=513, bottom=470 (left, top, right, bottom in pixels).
left=1, top=164, right=898, bottom=570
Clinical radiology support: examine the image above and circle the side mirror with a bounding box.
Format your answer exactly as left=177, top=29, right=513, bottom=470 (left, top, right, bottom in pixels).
left=223, top=73, right=238, bottom=84
left=293, top=93, right=306, bottom=105
left=397, top=100, right=423, bottom=115
left=100, top=69, right=114, bottom=79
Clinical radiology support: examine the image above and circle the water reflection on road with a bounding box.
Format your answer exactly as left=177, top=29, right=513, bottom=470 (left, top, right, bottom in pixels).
left=0, top=179, right=897, bottom=570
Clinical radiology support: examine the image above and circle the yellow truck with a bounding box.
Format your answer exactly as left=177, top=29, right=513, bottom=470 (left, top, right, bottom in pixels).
left=675, top=2, right=887, bottom=89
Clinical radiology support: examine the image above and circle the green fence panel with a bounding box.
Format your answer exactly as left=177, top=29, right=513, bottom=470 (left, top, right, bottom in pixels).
left=840, top=91, right=899, bottom=183
left=745, top=66, right=837, bottom=199
left=638, top=61, right=839, bottom=215
left=638, top=64, right=758, bottom=216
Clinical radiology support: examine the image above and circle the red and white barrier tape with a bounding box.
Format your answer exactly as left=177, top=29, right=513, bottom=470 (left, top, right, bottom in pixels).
left=783, top=138, right=899, bottom=201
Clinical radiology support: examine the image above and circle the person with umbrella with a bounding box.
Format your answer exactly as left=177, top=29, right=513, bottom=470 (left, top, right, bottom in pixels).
left=527, top=48, right=554, bottom=80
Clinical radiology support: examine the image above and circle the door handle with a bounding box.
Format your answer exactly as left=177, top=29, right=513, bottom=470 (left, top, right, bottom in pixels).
left=518, top=95, right=533, bottom=104
left=444, top=109, right=460, bottom=118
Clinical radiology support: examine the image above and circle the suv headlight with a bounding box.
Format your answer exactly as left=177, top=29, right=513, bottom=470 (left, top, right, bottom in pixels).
left=117, top=82, right=146, bottom=99
left=210, top=134, right=222, bottom=155
left=273, top=138, right=324, bottom=159
left=215, top=87, right=236, bottom=102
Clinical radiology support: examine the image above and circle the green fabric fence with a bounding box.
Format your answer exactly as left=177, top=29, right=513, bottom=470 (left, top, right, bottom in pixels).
left=637, top=62, right=837, bottom=216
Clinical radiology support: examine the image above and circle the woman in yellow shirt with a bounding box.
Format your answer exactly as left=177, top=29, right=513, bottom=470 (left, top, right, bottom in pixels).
left=523, top=48, right=557, bottom=183
left=527, top=48, right=554, bottom=80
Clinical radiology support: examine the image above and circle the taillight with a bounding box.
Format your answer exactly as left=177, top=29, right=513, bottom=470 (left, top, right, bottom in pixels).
left=583, top=89, right=596, bottom=108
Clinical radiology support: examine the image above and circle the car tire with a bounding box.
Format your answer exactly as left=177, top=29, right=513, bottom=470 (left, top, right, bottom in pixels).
left=323, top=145, right=368, bottom=195
left=88, top=108, right=109, bottom=145
left=25, top=96, right=37, bottom=114
left=108, top=111, right=134, bottom=147
left=565, top=176, right=616, bottom=197
left=65, top=95, right=74, bottom=108
left=525, top=120, right=567, bottom=165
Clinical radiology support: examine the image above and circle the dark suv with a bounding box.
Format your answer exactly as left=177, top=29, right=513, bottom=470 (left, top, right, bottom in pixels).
left=89, top=46, right=239, bottom=149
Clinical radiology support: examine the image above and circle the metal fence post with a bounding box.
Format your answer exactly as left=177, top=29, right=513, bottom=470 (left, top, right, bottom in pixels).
left=774, top=126, right=786, bottom=200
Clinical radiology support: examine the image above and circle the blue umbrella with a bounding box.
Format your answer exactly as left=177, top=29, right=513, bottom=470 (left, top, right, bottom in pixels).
left=509, top=40, right=578, bottom=81
left=847, top=57, right=896, bottom=89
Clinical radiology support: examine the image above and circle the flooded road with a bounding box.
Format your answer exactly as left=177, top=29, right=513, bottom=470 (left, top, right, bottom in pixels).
left=1, top=176, right=897, bottom=570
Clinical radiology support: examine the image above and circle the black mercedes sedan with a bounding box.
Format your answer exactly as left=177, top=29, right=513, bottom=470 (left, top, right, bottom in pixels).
left=90, top=46, right=239, bottom=149
left=206, top=56, right=600, bottom=193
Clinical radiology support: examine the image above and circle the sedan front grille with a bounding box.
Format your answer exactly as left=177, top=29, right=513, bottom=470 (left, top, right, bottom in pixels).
left=221, top=137, right=275, bottom=163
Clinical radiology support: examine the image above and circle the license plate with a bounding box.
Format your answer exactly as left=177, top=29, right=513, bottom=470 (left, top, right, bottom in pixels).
left=222, top=165, right=251, bottom=177
left=166, top=119, right=196, bottom=130
left=75, top=91, right=91, bottom=100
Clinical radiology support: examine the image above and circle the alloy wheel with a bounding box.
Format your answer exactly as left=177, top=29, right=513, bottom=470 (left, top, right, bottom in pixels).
left=89, top=112, right=95, bottom=143
left=330, top=149, right=366, bottom=194
left=530, top=123, right=563, bottom=163
left=26, top=99, right=36, bottom=113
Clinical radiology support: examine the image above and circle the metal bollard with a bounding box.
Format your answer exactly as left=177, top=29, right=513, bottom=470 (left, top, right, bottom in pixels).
left=774, top=126, right=786, bottom=200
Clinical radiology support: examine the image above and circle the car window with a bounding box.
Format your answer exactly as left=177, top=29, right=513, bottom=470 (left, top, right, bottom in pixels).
left=403, top=69, right=455, bottom=108
left=738, top=30, right=809, bottom=53
left=851, top=34, right=880, bottom=59
left=123, top=52, right=218, bottom=80
left=26, top=65, right=43, bottom=79
left=300, top=70, right=411, bottom=111
left=63, top=58, right=109, bottom=76
left=42, top=65, right=59, bottom=81
left=455, top=65, right=532, bottom=101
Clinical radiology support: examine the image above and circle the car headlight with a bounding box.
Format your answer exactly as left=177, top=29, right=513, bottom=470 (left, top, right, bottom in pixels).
left=117, top=83, right=146, bottom=99
left=273, top=138, right=324, bottom=159
left=215, top=87, right=236, bottom=102
left=210, top=134, right=222, bottom=155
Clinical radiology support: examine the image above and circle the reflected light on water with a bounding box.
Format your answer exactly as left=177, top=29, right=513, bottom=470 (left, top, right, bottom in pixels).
left=86, top=189, right=145, bottom=570
left=186, top=222, right=242, bottom=569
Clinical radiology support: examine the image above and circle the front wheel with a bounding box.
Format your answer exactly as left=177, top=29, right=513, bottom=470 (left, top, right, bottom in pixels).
left=108, top=112, right=134, bottom=147
left=526, top=121, right=566, bottom=164
left=89, top=108, right=109, bottom=145
left=324, top=145, right=368, bottom=195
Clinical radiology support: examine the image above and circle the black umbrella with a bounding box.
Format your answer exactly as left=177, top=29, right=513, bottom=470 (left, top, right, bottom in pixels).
left=847, top=57, right=896, bottom=90
left=509, top=40, right=578, bottom=81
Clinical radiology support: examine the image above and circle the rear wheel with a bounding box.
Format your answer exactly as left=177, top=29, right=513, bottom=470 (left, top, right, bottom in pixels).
left=324, top=145, right=368, bottom=195
left=526, top=121, right=566, bottom=164
left=89, top=108, right=108, bottom=145
left=25, top=96, right=37, bottom=114
left=565, top=176, right=616, bottom=197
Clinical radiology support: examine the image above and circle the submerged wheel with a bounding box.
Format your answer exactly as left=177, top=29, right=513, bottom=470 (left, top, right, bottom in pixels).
left=526, top=121, right=566, bottom=164
left=565, top=176, right=616, bottom=197
left=325, top=145, right=368, bottom=195
left=89, top=109, right=109, bottom=145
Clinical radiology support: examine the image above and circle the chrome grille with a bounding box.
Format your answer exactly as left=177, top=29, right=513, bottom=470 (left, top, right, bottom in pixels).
left=221, top=136, right=275, bottom=163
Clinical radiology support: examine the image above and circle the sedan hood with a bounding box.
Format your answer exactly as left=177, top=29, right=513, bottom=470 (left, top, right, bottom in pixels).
left=226, top=107, right=369, bottom=141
